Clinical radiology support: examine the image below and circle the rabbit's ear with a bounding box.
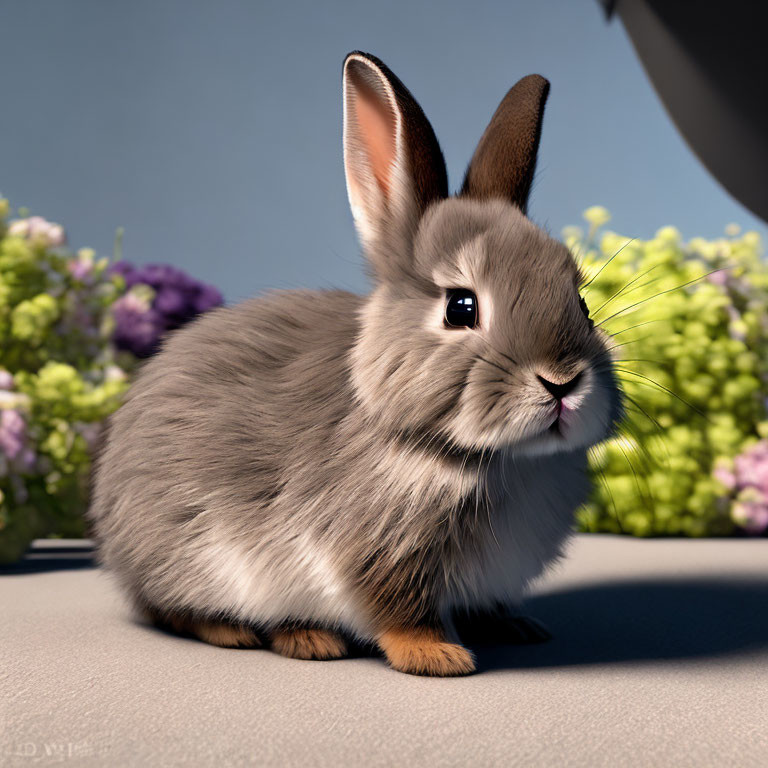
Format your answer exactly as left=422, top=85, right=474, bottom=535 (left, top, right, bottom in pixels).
left=343, top=52, right=448, bottom=263
left=461, top=75, right=550, bottom=214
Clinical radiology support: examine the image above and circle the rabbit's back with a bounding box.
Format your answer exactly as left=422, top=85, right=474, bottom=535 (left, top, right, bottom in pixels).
left=89, top=289, right=364, bottom=623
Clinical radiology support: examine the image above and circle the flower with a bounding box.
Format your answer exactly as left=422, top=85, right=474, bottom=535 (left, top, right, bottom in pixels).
left=8, top=216, right=66, bottom=247
left=111, top=290, right=166, bottom=359
left=713, top=458, right=736, bottom=490
left=109, top=262, right=223, bottom=357
left=732, top=487, right=768, bottom=534
left=0, top=409, right=28, bottom=462
left=0, top=370, right=14, bottom=391
left=67, top=248, right=96, bottom=281
left=582, top=206, right=611, bottom=230
left=715, top=441, right=768, bottom=534
left=707, top=270, right=730, bottom=287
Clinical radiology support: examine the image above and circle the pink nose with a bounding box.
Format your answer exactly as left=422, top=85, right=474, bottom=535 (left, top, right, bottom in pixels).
left=537, top=372, right=582, bottom=400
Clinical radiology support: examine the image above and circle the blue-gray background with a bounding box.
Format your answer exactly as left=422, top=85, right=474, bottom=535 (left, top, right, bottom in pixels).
left=1, top=0, right=764, bottom=302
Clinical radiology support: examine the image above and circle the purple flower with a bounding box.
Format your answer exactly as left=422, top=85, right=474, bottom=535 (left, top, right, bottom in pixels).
left=111, top=292, right=166, bottom=358
left=0, top=409, right=28, bottom=461
left=110, top=261, right=223, bottom=358
left=67, top=249, right=95, bottom=281
left=707, top=270, right=729, bottom=287
left=719, top=441, right=768, bottom=534
left=713, top=463, right=736, bottom=490
left=193, top=283, right=223, bottom=314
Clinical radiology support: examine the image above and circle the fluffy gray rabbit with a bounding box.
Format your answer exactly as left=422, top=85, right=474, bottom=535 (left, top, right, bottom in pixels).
left=89, top=51, right=622, bottom=676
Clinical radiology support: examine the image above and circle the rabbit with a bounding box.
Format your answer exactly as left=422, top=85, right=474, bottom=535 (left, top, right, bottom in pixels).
left=88, top=51, right=622, bottom=676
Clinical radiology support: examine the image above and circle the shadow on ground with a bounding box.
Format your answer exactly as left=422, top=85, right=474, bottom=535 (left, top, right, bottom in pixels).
left=5, top=547, right=767, bottom=674
left=474, top=578, right=768, bottom=672
left=0, top=544, right=95, bottom=575
left=146, top=576, right=768, bottom=673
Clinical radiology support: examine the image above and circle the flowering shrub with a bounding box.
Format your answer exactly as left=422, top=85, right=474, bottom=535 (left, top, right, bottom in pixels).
left=2, top=194, right=766, bottom=559
left=0, top=199, right=223, bottom=561
left=573, top=207, right=768, bottom=537
left=110, top=262, right=222, bottom=358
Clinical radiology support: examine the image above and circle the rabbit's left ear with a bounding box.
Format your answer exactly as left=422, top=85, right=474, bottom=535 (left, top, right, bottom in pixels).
left=343, top=52, right=448, bottom=269
left=461, top=75, right=550, bottom=214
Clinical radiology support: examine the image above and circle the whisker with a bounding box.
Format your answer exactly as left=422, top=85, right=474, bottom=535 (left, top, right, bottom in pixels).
left=591, top=263, right=662, bottom=318
left=485, top=344, right=518, bottom=368
left=614, top=367, right=709, bottom=421
left=477, top=355, right=514, bottom=378
left=626, top=416, right=671, bottom=471
left=616, top=358, right=671, bottom=367
left=622, top=392, right=664, bottom=433
left=607, top=335, right=653, bottom=352
left=601, top=266, right=688, bottom=319
left=594, top=466, right=625, bottom=534
left=615, top=440, right=654, bottom=523
left=580, top=237, right=637, bottom=292
left=608, top=319, right=667, bottom=338
left=480, top=447, right=500, bottom=549
left=596, top=265, right=732, bottom=329
left=621, top=399, right=672, bottom=470
left=622, top=407, right=665, bottom=451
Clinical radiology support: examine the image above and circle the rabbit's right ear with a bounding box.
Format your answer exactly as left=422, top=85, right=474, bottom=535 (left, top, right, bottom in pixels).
left=343, top=52, right=448, bottom=275
left=461, top=75, right=550, bottom=214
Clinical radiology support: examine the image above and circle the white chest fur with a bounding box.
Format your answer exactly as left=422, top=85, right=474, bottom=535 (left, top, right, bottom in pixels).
left=441, top=450, right=589, bottom=613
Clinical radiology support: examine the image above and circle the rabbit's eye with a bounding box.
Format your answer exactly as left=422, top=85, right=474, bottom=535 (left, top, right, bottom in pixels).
left=445, top=289, right=478, bottom=329
left=579, top=296, right=594, bottom=329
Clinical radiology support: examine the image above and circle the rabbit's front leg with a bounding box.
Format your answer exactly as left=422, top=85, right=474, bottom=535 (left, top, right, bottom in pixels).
left=355, top=533, right=476, bottom=675
left=377, top=624, right=476, bottom=676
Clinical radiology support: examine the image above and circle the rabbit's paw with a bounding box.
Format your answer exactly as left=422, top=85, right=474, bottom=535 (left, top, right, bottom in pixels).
left=379, top=627, right=476, bottom=676
left=194, top=621, right=263, bottom=649
left=146, top=607, right=262, bottom=649
left=270, top=627, right=348, bottom=660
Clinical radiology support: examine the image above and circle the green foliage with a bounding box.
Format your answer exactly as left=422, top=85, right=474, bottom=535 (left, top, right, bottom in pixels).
left=572, top=209, right=768, bottom=536
left=0, top=202, right=130, bottom=562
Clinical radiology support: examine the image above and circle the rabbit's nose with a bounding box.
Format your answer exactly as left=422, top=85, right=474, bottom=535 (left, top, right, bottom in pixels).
left=537, top=372, right=582, bottom=400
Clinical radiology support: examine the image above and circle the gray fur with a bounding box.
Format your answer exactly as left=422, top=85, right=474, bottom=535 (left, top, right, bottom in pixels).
left=89, top=52, right=622, bottom=649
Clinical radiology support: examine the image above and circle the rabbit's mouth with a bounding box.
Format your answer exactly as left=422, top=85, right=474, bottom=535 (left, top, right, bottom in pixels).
left=538, top=411, right=570, bottom=444
left=506, top=373, right=613, bottom=457
left=545, top=396, right=570, bottom=437
left=546, top=416, right=563, bottom=437
left=546, top=397, right=580, bottom=439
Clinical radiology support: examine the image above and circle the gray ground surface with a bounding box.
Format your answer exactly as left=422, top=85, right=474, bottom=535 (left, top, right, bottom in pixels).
left=2, top=535, right=767, bottom=767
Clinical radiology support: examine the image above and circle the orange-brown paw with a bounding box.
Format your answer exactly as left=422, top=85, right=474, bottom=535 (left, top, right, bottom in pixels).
left=144, top=607, right=262, bottom=649
left=271, top=628, right=348, bottom=660
left=378, top=627, right=476, bottom=676
left=194, top=621, right=262, bottom=648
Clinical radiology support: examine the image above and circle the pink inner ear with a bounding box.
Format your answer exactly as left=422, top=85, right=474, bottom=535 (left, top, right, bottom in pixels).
left=355, top=86, right=396, bottom=198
